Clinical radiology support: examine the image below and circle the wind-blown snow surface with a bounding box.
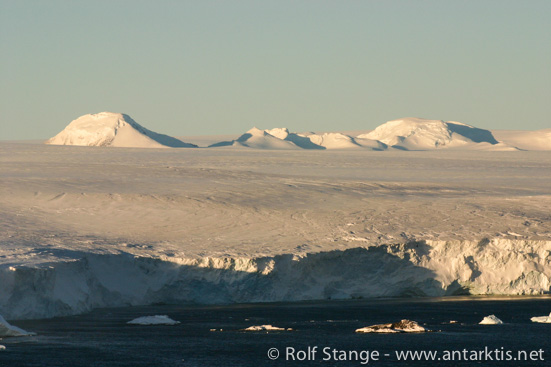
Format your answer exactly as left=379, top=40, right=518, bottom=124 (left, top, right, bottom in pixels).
left=1, top=142, right=551, bottom=320
left=46, top=112, right=196, bottom=148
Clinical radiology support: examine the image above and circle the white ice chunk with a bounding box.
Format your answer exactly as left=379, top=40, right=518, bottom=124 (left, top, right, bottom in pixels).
left=530, top=313, right=551, bottom=323
left=127, top=315, right=180, bottom=325
left=479, top=315, right=503, bottom=325
left=0, top=314, right=34, bottom=337
left=242, top=324, right=291, bottom=331
left=356, top=319, right=428, bottom=333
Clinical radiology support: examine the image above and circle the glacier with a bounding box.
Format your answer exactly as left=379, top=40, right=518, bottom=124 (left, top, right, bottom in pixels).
left=1, top=239, right=549, bottom=321
left=2, top=141, right=550, bottom=321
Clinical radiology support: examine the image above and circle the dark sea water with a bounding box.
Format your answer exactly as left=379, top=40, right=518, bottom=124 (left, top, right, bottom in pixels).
left=1, top=296, right=550, bottom=367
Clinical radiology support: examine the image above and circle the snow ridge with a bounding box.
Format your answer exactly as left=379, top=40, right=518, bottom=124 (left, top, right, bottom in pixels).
left=210, top=127, right=384, bottom=150
left=209, top=118, right=515, bottom=150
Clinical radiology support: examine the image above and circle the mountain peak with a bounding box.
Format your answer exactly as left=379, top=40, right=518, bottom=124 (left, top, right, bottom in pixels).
left=46, top=112, right=196, bottom=148
left=359, top=117, right=499, bottom=149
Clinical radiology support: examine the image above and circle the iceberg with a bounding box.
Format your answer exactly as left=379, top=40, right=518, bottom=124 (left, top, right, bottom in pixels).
left=0, top=314, right=34, bottom=337
left=242, top=325, right=291, bottom=331
left=127, top=315, right=180, bottom=325
left=530, top=313, right=551, bottom=323
left=479, top=315, right=503, bottom=325
left=356, top=319, right=428, bottom=333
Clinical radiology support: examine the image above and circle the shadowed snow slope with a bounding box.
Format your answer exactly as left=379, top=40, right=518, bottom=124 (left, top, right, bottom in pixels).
left=46, top=112, right=197, bottom=148
left=358, top=117, right=502, bottom=150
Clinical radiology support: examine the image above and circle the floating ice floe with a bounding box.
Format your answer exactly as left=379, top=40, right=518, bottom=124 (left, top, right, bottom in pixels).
left=356, top=319, right=429, bottom=333
left=479, top=315, right=503, bottom=325
left=127, top=315, right=180, bottom=325
left=0, top=345, right=5, bottom=351
left=242, top=325, right=292, bottom=331
left=0, top=314, right=34, bottom=337
left=530, top=313, right=551, bottom=323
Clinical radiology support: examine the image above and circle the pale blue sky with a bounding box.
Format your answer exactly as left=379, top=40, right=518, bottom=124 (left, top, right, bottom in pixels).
left=1, top=0, right=549, bottom=140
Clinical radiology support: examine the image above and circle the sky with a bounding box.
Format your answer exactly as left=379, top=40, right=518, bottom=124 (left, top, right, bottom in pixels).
left=1, top=0, right=550, bottom=140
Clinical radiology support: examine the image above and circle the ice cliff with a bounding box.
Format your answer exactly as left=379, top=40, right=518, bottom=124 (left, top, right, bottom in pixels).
left=1, top=239, right=549, bottom=320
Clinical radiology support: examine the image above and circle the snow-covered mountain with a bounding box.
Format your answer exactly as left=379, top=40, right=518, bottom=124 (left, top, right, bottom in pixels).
left=208, top=118, right=523, bottom=151
left=46, top=112, right=197, bottom=148
left=44, top=114, right=548, bottom=151
left=357, top=117, right=510, bottom=150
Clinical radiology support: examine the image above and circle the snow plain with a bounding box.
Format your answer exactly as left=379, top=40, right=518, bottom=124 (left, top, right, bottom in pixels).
left=1, top=140, right=551, bottom=320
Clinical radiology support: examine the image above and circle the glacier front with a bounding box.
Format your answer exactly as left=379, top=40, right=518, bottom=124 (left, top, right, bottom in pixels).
left=0, top=239, right=549, bottom=320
